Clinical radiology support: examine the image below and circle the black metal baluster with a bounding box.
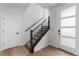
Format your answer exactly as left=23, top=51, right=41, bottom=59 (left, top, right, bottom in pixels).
left=48, top=16, right=50, bottom=29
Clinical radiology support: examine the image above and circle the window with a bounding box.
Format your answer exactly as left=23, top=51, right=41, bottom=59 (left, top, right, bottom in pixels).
left=61, top=6, right=76, bottom=18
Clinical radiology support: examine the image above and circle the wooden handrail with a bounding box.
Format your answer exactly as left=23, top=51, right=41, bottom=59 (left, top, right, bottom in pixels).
left=25, top=17, right=44, bottom=32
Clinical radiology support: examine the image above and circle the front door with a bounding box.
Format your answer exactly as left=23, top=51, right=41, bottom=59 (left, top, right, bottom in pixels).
left=59, top=5, right=76, bottom=54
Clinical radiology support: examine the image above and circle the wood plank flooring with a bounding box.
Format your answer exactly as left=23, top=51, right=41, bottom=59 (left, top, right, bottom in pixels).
left=0, top=46, right=75, bottom=56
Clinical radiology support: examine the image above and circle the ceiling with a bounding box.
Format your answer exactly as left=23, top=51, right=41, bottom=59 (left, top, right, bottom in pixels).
left=8, top=3, right=57, bottom=9
left=10, top=3, right=30, bottom=9
left=37, top=3, right=57, bottom=9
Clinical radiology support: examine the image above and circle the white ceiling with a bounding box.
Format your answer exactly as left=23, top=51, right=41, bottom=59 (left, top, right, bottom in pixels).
left=13, top=3, right=30, bottom=9
left=8, top=3, right=57, bottom=9
left=37, top=3, right=57, bottom=9
left=8, top=3, right=30, bottom=9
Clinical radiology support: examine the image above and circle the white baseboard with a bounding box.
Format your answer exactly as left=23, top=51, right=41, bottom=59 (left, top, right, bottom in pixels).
left=48, top=41, right=58, bottom=48
left=17, top=42, right=25, bottom=46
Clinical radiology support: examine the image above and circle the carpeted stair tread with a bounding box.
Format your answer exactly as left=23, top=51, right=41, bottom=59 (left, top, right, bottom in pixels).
left=25, top=39, right=35, bottom=49
left=33, top=36, right=39, bottom=41
left=41, top=26, right=48, bottom=29
left=34, top=32, right=42, bottom=37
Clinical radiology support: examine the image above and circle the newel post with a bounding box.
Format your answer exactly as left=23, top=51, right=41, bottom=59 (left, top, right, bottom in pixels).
left=30, top=30, right=34, bottom=53
left=48, top=16, right=50, bottom=29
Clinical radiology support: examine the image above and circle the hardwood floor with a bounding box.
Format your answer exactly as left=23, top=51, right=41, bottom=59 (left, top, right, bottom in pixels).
left=0, top=46, right=75, bottom=56
left=0, top=46, right=29, bottom=56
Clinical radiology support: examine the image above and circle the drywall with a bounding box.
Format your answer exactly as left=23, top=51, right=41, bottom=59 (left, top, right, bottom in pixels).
left=49, top=3, right=79, bottom=55
left=48, top=6, right=58, bottom=47
left=21, top=4, right=44, bottom=44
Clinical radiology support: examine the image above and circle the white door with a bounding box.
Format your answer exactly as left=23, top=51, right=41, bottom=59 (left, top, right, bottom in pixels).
left=2, top=12, right=21, bottom=50
left=59, top=5, right=76, bottom=54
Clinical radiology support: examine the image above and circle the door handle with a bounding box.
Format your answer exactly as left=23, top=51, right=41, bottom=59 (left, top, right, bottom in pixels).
left=16, top=32, right=19, bottom=34
left=58, top=29, right=60, bottom=32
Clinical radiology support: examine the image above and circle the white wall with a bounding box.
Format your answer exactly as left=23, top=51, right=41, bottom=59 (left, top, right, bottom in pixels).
left=48, top=6, right=58, bottom=47
left=21, top=4, right=44, bottom=44
left=49, top=3, right=79, bottom=55
left=43, top=8, right=49, bottom=19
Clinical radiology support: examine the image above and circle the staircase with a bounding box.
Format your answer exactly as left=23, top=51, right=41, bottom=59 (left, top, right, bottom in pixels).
left=25, top=16, right=50, bottom=53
